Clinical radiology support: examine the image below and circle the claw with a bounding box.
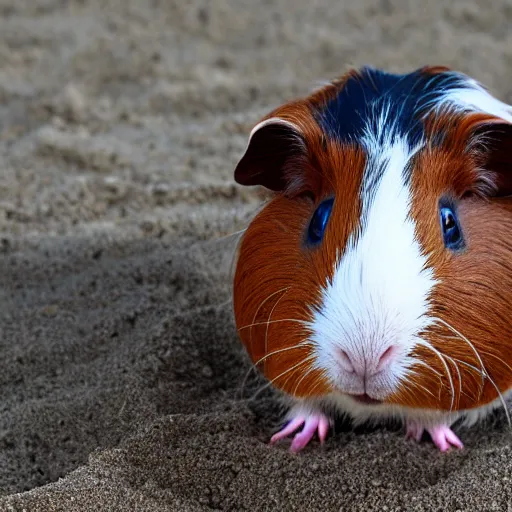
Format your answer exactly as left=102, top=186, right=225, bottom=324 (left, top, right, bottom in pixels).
left=317, top=415, right=330, bottom=444
left=427, top=424, right=464, bottom=452
left=270, top=416, right=305, bottom=444
left=270, top=412, right=331, bottom=452
left=406, top=420, right=463, bottom=452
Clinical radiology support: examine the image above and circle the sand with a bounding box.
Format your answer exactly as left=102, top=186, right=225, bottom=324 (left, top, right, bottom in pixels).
left=1, top=0, right=512, bottom=510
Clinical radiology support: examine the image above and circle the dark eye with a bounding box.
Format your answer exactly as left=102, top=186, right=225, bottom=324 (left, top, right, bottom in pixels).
left=440, top=205, right=464, bottom=250
left=307, top=198, right=334, bottom=245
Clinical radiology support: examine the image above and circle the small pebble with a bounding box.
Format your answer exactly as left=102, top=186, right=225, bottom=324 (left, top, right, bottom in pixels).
left=202, top=365, right=213, bottom=378
left=61, top=83, right=87, bottom=121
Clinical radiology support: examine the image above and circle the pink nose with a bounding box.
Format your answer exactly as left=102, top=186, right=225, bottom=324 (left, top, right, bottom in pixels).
left=337, top=345, right=398, bottom=378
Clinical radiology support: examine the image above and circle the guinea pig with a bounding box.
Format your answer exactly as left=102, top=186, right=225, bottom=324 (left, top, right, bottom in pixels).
left=232, top=65, right=512, bottom=453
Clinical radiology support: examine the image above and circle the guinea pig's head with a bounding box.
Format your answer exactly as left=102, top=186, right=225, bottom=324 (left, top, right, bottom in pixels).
left=233, top=66, right=512, bottom=413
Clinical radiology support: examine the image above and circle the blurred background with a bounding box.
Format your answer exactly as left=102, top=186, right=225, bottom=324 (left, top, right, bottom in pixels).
left=1, top=0, right=511, bottom=239
left=1, top=0, right=512, bottom=509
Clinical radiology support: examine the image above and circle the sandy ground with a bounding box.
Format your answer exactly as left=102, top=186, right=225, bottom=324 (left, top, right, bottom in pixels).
left=1, top=0, right=512, bottom=510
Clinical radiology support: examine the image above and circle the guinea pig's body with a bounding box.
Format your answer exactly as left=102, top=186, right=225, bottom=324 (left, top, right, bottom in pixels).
left=233, top=66, right=512, bottom=452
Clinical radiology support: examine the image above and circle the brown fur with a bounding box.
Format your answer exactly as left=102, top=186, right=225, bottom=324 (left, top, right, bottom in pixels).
left=394, top=113, right=512, bottom=410
left=234, top=68, right=512, bottom=413
left=233, top=140, right=365, bottom=398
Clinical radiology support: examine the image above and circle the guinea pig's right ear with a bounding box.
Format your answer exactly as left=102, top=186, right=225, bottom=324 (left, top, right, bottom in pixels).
left=471, top=120, right=512, bottom=197
left=234, top=118, right=307, bottom=193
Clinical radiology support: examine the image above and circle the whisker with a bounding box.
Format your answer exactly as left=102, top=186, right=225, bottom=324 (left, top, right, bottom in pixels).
left=398, top=383, right=420, bottom=407
left=306, top=374, right=328, bottom=397
left=254, top=340, right=311, bottom=369
left=202, top=228, right=247, bottom=247
left=444, top=355, right=462, bottom=403
left=413, top=359, right=443, bottom=380
left=451, top=358, right=483, bottom=378
left=238, top=339, right=310, bottom=399
left=407, top=371, right=437, bottom=399
left=415, top=382, right=437, bottom=400
left=248, top=355, right=316, bottom=402
left=434, top=317, right=486, bottom=391
left=268, top=355, right=316, bottom=388
left=216, top=228, right=247, bottom=240
left=246, top=380, right=274, bottom=402
left=446, top=357, right=487, bottom=401
left=409, top=360, right=444, bottom=401
left=443, top=354, right=477, bottom=405
left=480, top=349, right=512, bottom=378
left=238, top=318, right=307, bottom=331
left=236, top=287, right=292, bottom=400
left=292, top=361, right=319, bottom=395
left=435, top=318, right=510, bottom=423
left=455, top=358, right=512, bottom=428
left=247, top=286, right=290, bottom=346
left=264, top=288, right=289, bottom=357
left=416, top=339, right=455, bottom=411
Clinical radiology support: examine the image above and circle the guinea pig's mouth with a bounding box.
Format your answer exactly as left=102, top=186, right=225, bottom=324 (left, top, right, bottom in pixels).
left=350, top=394, right=382, bottom=405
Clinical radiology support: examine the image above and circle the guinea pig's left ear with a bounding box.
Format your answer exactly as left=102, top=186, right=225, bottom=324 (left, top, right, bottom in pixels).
left=472, top=121, right=512, bottom=197
left=234, top=117, right=306, bottom=193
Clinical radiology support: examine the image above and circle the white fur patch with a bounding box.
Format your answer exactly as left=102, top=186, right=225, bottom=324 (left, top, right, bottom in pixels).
left=435, top=77, right=512, bottom=123
left=309, top=137, right=437, bottom=402
left=283, top=384, right=512, bottom=431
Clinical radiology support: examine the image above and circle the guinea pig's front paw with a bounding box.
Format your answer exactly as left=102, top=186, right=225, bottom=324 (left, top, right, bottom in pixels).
left=270, top=410, right=331, bottom=453
left=406, top=419, right=463, bottom=452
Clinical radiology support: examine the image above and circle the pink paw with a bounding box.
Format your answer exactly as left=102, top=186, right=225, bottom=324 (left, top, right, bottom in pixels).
left=270, top=412, right=330, bottom=453
left=427, top=425, right=464, bottom=452
left=405, top=419, right=424, bottom=442
left=406, top=420, right=463, bottom=452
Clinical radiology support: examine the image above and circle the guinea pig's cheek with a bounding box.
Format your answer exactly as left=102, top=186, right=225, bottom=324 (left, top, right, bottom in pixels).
left=232, top=199, right=334, bottom=399
left=407, top=243, right=512, bottom=412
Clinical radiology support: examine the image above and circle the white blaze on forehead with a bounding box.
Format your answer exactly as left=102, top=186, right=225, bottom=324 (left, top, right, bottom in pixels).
left=309, top=138, right=437, bottom=393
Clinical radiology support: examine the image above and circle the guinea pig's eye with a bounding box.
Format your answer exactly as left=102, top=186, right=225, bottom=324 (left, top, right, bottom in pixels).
left=440, top=205, right=464, bottom=250
left=307, top=198, right=334, bottom=245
